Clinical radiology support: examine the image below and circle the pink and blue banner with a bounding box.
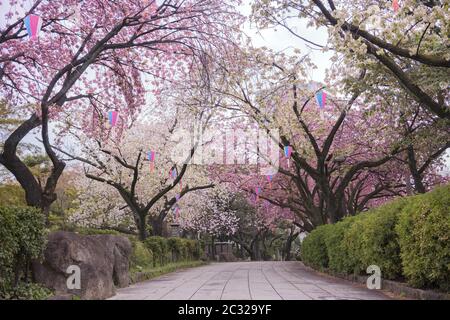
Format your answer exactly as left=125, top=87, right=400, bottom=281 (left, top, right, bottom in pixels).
left=108, top=111, right=118, bottom=126
left=147, top=151, right=156, bottom=172
left=147, top=151, right=156, bottom=161
left=24, top=14, right=42, bottom=39
left=284, top=145, right=293, bottom=168
left=284, top=146, right=293, bottom=158
left=315, top=90, right=327, bottom=109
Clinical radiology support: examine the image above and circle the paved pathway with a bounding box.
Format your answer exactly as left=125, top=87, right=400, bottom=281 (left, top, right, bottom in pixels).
left=109, top=261, right=390, bottom=300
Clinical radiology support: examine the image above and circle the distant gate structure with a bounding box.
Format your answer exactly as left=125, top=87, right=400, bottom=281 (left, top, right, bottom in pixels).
left=169, top=223, right=182, bottom=237
left=205, top=242, right=237, bottom=262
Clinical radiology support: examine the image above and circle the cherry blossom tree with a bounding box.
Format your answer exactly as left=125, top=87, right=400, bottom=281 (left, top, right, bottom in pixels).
left=58, top=113, right=216, bottom=239
left=394, top=104, right=449, bottom=193
left=209, top=48, right=411, bottom=230
left=251, top=0, right=450, bottom=120
left=180, top=186, right=240, bottom=238
left=227, top=195, right=297, bottom=261
left=0, top=0, right=242, bottom=215
left=68, top=177, right=136, bottom=234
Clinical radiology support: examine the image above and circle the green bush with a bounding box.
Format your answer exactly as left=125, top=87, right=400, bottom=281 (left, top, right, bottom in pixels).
left=359, top=199, right=406, bottom=279
left=342, top=199, right=407, bottom=279
left=324, top=215, right=361, bottom=274
left=129, top=238, right=153, bottom=272
left=0, top=206, right=48, bottom=299
left=0, top=282, right=52, bottom=300
left=185, top=239, right=201, bottom=260
left=396, top=185, right=450, bottom=291
left=341, top=214, right=369, bottom=275
left=300, top=224, right=331, bottom=270
left=144, top=237, right=202, bottom=266
left=75, top=227, right=121, bottom=236
left=301, top=184, right=450, bottom=292
left=144, top=236, right=169, bottom=266
left=167, top=238, right=202, bottom=262
left=0, top=207, right=47, bottom=282
left=167, top=237, right=185, bottom=262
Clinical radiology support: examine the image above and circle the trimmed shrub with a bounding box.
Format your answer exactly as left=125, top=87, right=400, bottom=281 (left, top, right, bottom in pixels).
left=343, top=199, right=406, bottom=279
left=324, top=215, right=360, bottom=274
left=129, top=238, right=153, bottom=272
left=341, top=213, right=369, bottom=275
left=301, top=184, right=450, bottom=292
left=167, top=238, right=202, bottom=262
left=300, top=224, right=332, bottom=270
left=178, top=239, right=189, bottom=260
left=0, top=282, right=52, bottom=300
left=396, top=185, right=450, bottom=291
left=144, top=237, right=202, bottom=266
left=0, top=206, right=48, bottom=299
left=167, top=237, right=185, bottom=262
left=358, top=199, right=406, bottom=279
left=75, top=227, right=121, bottom=236
left=144, top=236, right=169, bottom=266
left=185, top=239, right=201, bottom=260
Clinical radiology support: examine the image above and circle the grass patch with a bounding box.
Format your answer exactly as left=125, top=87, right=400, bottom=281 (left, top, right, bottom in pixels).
left=130, top=260, right=207, bottom=284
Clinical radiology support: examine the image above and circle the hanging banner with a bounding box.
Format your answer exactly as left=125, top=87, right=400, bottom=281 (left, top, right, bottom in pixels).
left=393, top=0, right=399, bottom=12
left=108, top=111, right=118, bottom=126
left=284, top=145, right=293, bottom=168
left=24, top=14, right=42, bottom=39
left=170, top=168, right=182, bottom=191
left=170, top=167, right=178, bottom=179
left=147, top=151, right=156, bottom=172
left=315, top=90, right=327, bottom=109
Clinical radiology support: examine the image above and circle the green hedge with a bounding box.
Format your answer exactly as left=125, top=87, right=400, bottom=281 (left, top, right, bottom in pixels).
left=396, top=186, right=450, bottom=291
left=143, top=236, right=201, bottom=267
left=75, top=228, right=121, bottom=236
left=129, top=237, right=154, bottom=272
left=301, top=224, right=330, bottom=270
left=0, top=206, right=48, bottom=299
left=301, top=184, right=450, bottom=291
left=325, top=215, right=361, bottom=274
left=144, top=236, right=169, bottom=266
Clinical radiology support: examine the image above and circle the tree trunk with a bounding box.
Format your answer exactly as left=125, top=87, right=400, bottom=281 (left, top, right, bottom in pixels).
left=150, top=217, right=164, bottom=237
left=211, top=236, right=216, bottom=259
left=284, top=238, right=293, bottom=261
left=137, top=214, right=148, bottom=241
left=283, top=231, right=299, bottom=261
left=0, top=114, right=62, bottom=217
left=0, top=115, right=42, bottom=207
left=407, top=145, right=426, bottom=194
left=251, top=239, right=261, bottom=261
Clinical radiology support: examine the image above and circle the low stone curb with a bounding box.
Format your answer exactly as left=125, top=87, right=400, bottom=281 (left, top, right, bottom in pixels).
left=299, top=262, right=450, bottom=300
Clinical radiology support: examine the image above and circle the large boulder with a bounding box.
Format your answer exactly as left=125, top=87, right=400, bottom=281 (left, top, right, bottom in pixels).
left=32, top=231, right=132, bottom=300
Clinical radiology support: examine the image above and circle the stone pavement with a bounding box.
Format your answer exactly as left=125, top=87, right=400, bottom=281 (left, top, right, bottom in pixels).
left=109, top=261, right=390, bottom=300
